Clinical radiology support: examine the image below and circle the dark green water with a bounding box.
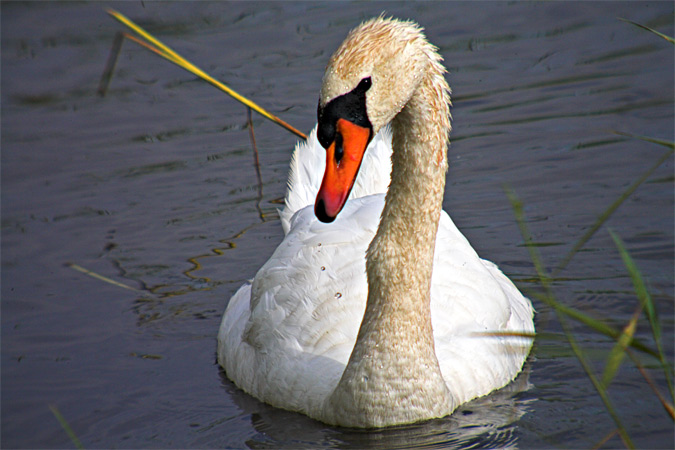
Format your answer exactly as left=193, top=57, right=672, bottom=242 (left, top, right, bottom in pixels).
left=2, top=2, right=673, bottom=448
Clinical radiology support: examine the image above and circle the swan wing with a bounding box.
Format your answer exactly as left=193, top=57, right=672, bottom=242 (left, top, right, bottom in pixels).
left=218, top=194, right=383, bottom=417
left=219, top=197, right=533, bottom=414
left=431, top=212, right=534, bottom=404
left=220, top=123, right=391, bottom=417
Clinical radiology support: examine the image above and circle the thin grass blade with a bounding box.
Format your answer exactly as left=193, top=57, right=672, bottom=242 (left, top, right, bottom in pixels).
left=618, top=17, right=675, bottom=44
left=98, top=31, right=125, bottom=96
left=105, top=8, right=307, bottom=140
left=121, top=32, right=183, bottom=64
left=527, top=292, right=658, bottom=358
left=506, top=188, right=660, bottom=358
left=609, top=231, right=658, bottom=331
left=247, top=107, right=265, bottom=222
left=555, top=147, right=673, bottom=274
left=610, top=230, right=674, bottom=400
left=66, top=262, right=144, bottom=293
left=612, top=131, right=675, bottom=150
left=473, top=331, right=537, bottom=339
left=49, top=405, right=85, bottom=449
left=508, top=188, right=634, bottom=448
left=565, top=316, right=635, bottom=449
left=99, top=31, right=182, bottom=96
left=504, top=187, right=552, bottom=291
left=626, top=349, right=675, bottom=420
left=601, top=306, right=640, bottom=389
left=592, top=429, right=620, bottom=450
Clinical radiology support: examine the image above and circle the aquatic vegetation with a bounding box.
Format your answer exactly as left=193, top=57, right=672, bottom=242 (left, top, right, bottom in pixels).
left=507, top=126, right=674, bottom=448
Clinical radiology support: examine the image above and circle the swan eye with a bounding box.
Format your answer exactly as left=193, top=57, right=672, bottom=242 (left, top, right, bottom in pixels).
left=356, top=77, right=372, bottom=92
left=334, top=132, right=344, bottom=164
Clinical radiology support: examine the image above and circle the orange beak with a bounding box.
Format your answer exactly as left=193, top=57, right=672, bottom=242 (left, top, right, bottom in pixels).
left=315, top=118, right=372, bottom=222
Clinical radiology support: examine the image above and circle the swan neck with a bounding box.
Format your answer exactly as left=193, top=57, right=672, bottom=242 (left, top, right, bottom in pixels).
left=363, top=72, right=450, bottom=349
left=326, top=67, right=452, bottom=427
left=368, top=74, right=450, bottom=314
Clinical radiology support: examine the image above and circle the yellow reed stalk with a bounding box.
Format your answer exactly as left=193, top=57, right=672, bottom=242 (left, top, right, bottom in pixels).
left=106, top=8, right=307, bottom=140
left=66, top=262, right=143, bottom=293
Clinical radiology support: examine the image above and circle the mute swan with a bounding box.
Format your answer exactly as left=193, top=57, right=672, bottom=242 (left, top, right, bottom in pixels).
left=217, top=17, right=534, bottom=428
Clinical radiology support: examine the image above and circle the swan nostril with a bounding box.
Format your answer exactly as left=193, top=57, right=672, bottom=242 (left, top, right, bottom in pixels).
left=334, top=133, right=344, bottom=165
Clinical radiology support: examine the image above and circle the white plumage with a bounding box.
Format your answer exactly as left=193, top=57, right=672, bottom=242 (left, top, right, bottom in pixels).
left=218, top=128, right=533, bottom=424
left=217, top=17, right=534, bottom=428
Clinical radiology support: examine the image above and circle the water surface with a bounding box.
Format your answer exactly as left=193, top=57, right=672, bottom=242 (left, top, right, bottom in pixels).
left=2, top=2, right=673, bottom=448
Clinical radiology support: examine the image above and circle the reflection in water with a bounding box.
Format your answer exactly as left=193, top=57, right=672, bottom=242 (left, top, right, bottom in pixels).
left=220, top=363, right=533, bottom=449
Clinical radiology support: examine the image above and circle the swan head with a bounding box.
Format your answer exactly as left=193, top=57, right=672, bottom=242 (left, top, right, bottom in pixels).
left=314, top=17, right=445, bottom=222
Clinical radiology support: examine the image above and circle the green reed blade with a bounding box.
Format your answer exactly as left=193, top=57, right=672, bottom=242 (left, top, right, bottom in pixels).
left=618, top=17, right=675, bottom=44
left=505, top=188, right=552, bottom=291
left=612, top=131, right=675, bottom=150
left=508, top=187, right=635, bottom=448
left=527, top=291, right=659, bottom=358
left=609, top=231, right=658, bottom=332
left=601, top=306, right=640, bottom=389
left=565, top=319, right=635, bottom=449
left=555, top=146, right=674, bottom=275
left=610, top=230, right=674, bottom=400
left=49, top=405, right=85, bottom=450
